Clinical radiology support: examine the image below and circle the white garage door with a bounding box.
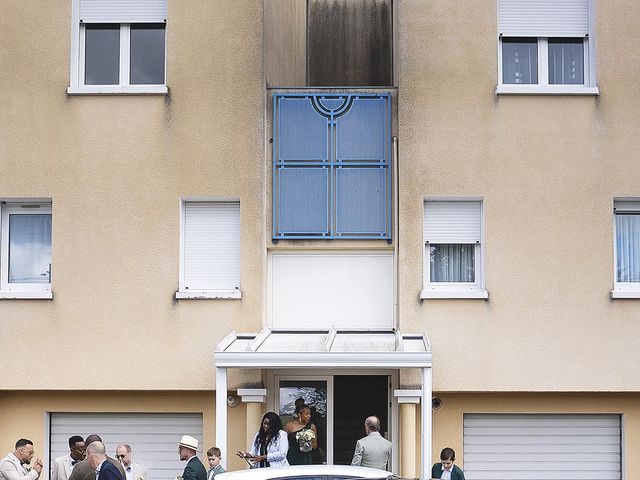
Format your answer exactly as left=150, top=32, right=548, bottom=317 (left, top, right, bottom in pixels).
left=463, top=414, right=621, bottom=480
left=50, top=413, right=203, bottom=480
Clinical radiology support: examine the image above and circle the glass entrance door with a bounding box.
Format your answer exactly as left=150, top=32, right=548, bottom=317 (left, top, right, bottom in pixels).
left=276, top=376, right=332, bottom=464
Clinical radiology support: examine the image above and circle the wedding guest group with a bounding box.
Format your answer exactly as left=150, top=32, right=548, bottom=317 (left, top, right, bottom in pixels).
left=51, top=436, right=85, bottom=480
left=69, top=435, right=125, bottom=480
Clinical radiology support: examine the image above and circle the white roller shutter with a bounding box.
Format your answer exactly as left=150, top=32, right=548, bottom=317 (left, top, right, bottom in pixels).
left=463, top=414, right=621, bottom=480
left=498, top=0, right=590, bottom=37
left=424, top=201, right=481, bottom=244
left=183, top=201, right=240, bottom=291
left=50, top=413, right=202, bottom=480
left=80, top=0, right=167, bottom=23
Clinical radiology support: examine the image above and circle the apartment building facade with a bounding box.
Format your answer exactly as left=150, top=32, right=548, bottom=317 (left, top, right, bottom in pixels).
left=0, top=1, right=637, bottom=479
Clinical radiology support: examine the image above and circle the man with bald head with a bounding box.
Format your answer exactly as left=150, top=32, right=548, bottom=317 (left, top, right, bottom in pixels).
left=350, top=416, right=392, bottom=471
left=85, top=443, right=122, bottom=480
left=69, top=436, right=124, bottom=480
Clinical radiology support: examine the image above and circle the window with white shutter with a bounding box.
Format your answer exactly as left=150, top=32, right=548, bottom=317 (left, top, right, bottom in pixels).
left=68, top=0, right=167, bottom=94
left=496, top=0, right=598, bottom=95
left=422, top=199, right=487, bottom=299
left=612, top=199, right=640, bottom=298
left=177, top=200, right=241, bottom=299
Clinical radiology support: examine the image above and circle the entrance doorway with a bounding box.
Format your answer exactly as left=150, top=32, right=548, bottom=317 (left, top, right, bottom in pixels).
left=333, top=375, right=389, bottom=465
left=274, top=374, right=390, bottom=466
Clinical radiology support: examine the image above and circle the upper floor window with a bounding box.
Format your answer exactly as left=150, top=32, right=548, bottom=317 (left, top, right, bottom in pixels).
left=496, top=0, right=598, bottom=95
left=177, top=200, right=241, bottom=299
left=612, top=200, right=640, bottom=298
left=68, top=0, right=167, bottom=95
left=272, top=94, right=392, bottom=240
left=265, top=0, right=393, bottom=87
left=421, top=199, right=487, bottom=299
left=0, top=200, right=52, bottom=298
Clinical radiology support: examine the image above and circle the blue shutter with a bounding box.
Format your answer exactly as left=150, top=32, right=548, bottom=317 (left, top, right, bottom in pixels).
left=273, top=93, right=391, bottom=240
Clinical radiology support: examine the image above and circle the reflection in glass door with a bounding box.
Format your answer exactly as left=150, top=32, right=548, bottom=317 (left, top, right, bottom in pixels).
left=277, top=377, right=332, bottom=464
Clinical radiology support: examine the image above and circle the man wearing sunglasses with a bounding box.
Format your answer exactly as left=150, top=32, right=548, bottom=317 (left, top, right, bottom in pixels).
left=115, top=445, right=147, bottom=480
left=51, top=436, right=85, bottom=480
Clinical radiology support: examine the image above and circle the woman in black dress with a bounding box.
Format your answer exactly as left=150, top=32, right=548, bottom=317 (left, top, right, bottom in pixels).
left=284, top=404, right=318, bottom=465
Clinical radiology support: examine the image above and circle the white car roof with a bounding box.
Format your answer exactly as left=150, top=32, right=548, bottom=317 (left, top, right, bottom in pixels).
left=216, top=465, right=392, bottom=480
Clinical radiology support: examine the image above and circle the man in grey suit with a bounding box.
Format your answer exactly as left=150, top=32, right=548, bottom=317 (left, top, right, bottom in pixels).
left=350, top=416, right=392, bottom=471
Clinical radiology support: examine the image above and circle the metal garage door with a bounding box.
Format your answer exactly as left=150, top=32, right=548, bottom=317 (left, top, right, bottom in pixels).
left=463, top=414, right=621, bottom=480
left=50, top=413, right=203, bottom=480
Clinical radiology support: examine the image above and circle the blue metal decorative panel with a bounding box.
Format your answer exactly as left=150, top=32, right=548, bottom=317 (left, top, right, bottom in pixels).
left=277, top=167, right=329, bottom=235
left=273, top=93, right=391, bottom=240
left=278, top=97, right=328, bottom=161
left=336, top=97, right=388, bottom=161
left=336, top=167, right=387, bottom=235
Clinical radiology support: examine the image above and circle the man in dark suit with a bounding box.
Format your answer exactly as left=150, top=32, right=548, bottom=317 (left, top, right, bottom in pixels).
left=69, top=436, right=124, bottom=480
left=86, top=442, right=123, bottom=480
left=431, top=447, right=465, bottom=480
left=178, top=436, right=206, bottom=480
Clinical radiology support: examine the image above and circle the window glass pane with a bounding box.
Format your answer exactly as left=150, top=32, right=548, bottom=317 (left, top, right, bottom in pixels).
left=430, top=244, right=475, bottom=283
left=616, top=214, right=640, bottom=282
left=130, top=24, right=166, bottom=85
left=307, top=0, right=393, bottom=86
left=502, top=38, right=537, bottom=84
left=85, top=24, right=120, bottom=85
left=548, top=38, right=584, bottom=85
left=8, top=214, right=52, bottom=284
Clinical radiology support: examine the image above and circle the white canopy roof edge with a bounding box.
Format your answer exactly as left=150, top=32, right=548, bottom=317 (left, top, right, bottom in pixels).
left=213, top=329, right=432, bottom=478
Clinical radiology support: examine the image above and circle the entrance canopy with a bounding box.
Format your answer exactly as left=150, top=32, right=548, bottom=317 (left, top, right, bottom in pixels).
left=214, top=329, right=432, bottom=368
left=213, top=329, right=433, bottom=478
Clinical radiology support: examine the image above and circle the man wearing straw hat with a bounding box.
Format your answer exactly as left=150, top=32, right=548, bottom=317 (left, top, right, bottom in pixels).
left=177, top=436, right=206, bottom=480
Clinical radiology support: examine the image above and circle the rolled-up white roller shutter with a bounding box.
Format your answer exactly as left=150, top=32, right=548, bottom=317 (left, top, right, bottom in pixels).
left=498, top=0, right=590, bottom=37
left=80, top=0, right=167, bottom=23
left=424, top=201, right=481, bottom=244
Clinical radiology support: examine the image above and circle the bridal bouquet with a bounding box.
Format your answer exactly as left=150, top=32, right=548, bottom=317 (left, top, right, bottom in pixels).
left=296, top=429, right=315, bottom=453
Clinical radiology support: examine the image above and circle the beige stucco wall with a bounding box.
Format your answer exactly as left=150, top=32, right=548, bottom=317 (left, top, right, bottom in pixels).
left=397, top=0, right=640, bottom=392
left=1, top=0, right=640, bottom=394
left=0, top=391, right=250, bottom=472
left=0, top=0, right=265, bottom=390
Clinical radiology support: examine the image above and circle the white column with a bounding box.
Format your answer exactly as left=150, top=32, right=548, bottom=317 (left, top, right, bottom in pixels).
left=237, top=388, right=267, bottom=463
left=215, top=367, right=228, bottom=469
left=421, top=367, right=433, bottom=480
left=393, top=390, right=421, bottom=478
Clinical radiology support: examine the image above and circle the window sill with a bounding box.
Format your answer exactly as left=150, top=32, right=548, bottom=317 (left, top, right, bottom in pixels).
left=0, top=291, right=53, bottom=300
left=175, top=290, right=242, bottom=300
left=67, top=85, right=168, bottom=96
left=420, top=289, right=488, bottom=300
left=611, top=290, right=640, bottom=299
left=495, top=85, right=599, bottom=96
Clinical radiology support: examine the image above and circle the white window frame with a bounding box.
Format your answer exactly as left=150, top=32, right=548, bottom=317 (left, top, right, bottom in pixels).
left=612, top=199, right=640, bottom=299
left=176, top=197, right=241, bottom=300
left=496, top=0, right=598, bottom=95
left=0, top=200, right=53, bottom=299
left=67, top=0, right=168, bottom=95
left=421, top=198, right=487, bottom=300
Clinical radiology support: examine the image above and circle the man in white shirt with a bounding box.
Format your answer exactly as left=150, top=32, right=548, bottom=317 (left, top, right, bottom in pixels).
left=51, top=436, right=86, bottom=480
left=0, top=439, right=43, bottom=480
left=115, top=445, right=147, bottom=480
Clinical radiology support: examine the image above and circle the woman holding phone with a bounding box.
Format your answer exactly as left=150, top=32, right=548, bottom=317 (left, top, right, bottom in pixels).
left=236, top=411, right=289, bottom=468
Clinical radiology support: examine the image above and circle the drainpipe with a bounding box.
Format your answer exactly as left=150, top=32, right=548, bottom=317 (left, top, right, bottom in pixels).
left=393, top=136, right=399, bottom=330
